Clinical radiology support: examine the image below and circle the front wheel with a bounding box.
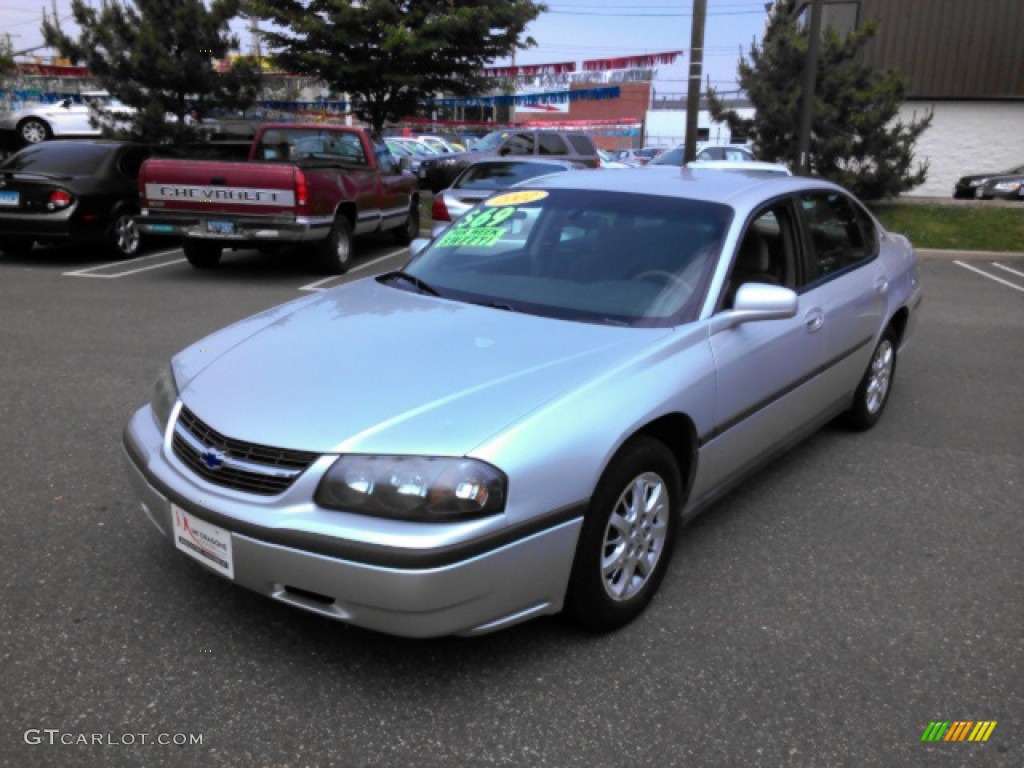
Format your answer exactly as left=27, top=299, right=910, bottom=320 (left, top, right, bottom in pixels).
left=18, top=118, right=51, bottom=144
left=105, top=209, right=142, bottom=259
left=844, top=328, right=897, bottom=430
left=317, top=215, right=353, bottom=274
left=392, top=199, right=419, bottom=246
left=564, top=436, right=681, bottom=631
left=183, top=240, right=222, bottom=269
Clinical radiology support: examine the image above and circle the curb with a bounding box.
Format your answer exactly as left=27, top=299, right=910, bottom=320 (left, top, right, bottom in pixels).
left=916, top=248, right=1024, bottom=261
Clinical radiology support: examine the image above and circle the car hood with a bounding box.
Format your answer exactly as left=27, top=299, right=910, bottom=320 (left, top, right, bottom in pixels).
left=177, top=279, right=669, bottom=456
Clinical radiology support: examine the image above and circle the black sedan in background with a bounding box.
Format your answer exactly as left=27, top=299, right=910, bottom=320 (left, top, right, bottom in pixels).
left=953, top=162, right=1024, bottom=199
left=978, top=173, right=1024, bottom=201
left=0, top=140, right=152, bottom=258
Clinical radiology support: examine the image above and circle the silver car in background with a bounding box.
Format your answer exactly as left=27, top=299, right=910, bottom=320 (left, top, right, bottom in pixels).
left=430, top=157, right=582, bottom=236
left=123, top=168, right=921, bottom=638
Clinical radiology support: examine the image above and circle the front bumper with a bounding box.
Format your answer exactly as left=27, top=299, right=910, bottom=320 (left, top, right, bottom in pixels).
left=137, top=209, right=331, bottom=245
left=122, top=406, right=582, bottom=637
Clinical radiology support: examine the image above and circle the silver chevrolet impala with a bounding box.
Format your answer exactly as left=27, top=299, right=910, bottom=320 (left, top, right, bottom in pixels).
left=123, top=168, right=922, bottom=637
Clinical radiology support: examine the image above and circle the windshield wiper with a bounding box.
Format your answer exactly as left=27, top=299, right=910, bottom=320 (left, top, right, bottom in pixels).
left=467, top=299, right=518, bottom=312
left=378, top=270, right=441, bottom=296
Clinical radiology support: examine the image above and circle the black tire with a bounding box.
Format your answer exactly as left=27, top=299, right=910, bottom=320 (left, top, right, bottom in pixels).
left=18, top=118, right=51, bottom=144
left=0, top=237, right=34, bottom=256
left=392, top=199, right=419, bottom=246
left=317, top=215, right=353, bottom=274
left=105, top=209, right=143, bottom=259
left=844, top=328, right=898, bottom=431
left=183, top=239, right=222, bottom=269
left=565, top=436, right=682, bottom=632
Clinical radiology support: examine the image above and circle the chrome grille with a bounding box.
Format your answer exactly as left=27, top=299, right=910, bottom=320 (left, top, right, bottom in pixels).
left=171, top=406, right=320, bottom=496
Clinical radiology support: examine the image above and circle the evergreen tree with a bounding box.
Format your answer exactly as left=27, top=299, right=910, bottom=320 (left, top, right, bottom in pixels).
left=708, top=0, right=931, bottom=199
left=42, top=0, right=260, bottom=144
left=252, top=0, right=545, bottom=135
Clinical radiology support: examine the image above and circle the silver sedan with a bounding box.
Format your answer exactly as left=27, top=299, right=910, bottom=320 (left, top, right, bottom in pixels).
left=123, top=168, right=922, bottom=638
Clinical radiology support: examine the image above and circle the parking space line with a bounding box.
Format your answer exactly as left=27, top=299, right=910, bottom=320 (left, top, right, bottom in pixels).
left=991, top=262, right=1024, bottom=279
left=299, top=247, right=408, bottom=292
left=71, top=258, right=188, bottom=278
left=954, top=260, right=1024, bottom=293
left=62, top=248, right=185, bottom=277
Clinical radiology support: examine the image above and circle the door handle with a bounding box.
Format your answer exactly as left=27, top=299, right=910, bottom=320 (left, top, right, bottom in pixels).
left=804, top=308, right=824, bottom=332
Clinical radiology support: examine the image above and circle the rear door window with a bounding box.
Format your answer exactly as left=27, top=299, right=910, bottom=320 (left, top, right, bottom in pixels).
left=567, top=134, right=596, bottom=155
left=797, top=191, right=873, bottom=282
left=538, top=133, right=569, bottom=155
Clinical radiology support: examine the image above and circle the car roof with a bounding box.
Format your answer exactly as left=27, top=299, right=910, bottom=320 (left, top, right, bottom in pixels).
left=465, top=157, right=579, bottom=167
left=522, top=166, right=842, bottom=208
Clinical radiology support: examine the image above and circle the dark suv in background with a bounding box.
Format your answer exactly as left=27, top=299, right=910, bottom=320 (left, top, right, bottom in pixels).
left=419, top=129, right=599, bottom=192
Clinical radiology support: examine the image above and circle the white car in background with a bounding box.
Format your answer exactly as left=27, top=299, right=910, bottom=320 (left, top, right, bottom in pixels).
left=0, top=91, right=134, bottom=144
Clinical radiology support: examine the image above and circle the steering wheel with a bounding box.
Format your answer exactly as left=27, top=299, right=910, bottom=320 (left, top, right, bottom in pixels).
left=635, top=269, right=692, bottom=293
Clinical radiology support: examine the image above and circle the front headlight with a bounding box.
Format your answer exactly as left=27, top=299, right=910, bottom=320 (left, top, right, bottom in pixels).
left=150, top=363, right=179, bottom=433
left=315, top=455, right=506, bottom=521
left=993, top=181, right=1021, bottom=192
left=969, top=178, right=988, bottom=187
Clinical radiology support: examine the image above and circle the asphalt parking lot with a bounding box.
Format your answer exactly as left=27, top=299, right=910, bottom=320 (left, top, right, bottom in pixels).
left=1, top=239, right=1022, bottom=768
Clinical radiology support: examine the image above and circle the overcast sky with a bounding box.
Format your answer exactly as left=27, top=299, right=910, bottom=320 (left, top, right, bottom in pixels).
left=2, top=0, right=768, bottom=95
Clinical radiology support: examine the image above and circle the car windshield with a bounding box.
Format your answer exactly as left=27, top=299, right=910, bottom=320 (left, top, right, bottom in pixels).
left=471, top=131, right=510, bottom=152
left=454, top=162, right=569, bottom=190
left=2, top=143, right=113, bottom=175
left=403, top=188, right=731, bottom=327
left=649, top=148, right=684, bottom=166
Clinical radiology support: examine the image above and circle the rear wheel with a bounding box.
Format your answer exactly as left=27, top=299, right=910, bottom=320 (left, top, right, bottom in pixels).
left=565, top=436, right=681, bottom=631
left=183, top=239, right=222, bottom=269
left=0, top=237, right=34, bottom=256
left=392, top=199, right=419, bottom=246
left=105, top=209, right=142, bottom=259
left=18, top=118, right=51, bottom=144
left=844, top=328, right=897, bottom=430
left=317, top=215, right=353, bottom=274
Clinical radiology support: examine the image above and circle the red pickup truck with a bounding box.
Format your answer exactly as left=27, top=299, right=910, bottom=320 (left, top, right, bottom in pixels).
left=136, top=124, right=419, bottom=272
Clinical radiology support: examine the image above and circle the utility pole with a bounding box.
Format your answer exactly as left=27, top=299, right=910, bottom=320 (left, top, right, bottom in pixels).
left=795, top=0, right=823, bottom=174
left=684, top=0, right=707, bottom=163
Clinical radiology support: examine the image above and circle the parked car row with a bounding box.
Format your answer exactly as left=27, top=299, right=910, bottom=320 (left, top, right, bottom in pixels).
left=0, top=126, right=420, bottom=268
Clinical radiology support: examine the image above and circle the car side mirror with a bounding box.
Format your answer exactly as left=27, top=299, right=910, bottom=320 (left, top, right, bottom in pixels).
left=710, top=283, right=798, bottom=334
left=398, top=156, right=411, bottom=172
left=499, top=146, right=511, bottom=156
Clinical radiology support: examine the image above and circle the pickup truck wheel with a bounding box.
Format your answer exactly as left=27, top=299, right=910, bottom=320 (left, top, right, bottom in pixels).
left=105, top=209, right=142, bottom=259
left=183, top=240, right=222, bottom=269
left=318, top=216, right=353, bottom=274
left=392, top=200, right=419, bottom=246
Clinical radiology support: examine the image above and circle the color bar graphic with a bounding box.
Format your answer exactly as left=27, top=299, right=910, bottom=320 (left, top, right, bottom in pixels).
left=921, top=721, right=996, bottom=742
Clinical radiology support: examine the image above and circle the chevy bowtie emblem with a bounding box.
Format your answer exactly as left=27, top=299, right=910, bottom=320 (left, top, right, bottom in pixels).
left=200, top=447, right=226, bottom=470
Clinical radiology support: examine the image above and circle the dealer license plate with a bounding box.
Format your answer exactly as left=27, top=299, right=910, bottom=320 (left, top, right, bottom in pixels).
left=206, top=220, right=236, bottom=235
left=172, top=505, right=234, bottom=578
left=0, top=190, right=19, bottom=207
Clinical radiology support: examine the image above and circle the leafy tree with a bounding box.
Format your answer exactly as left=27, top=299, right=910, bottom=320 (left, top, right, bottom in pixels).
left=708, top=0, right=931, bottom=199
left=252, top=0, right=545, bottom=135
left=42, top=0, right=261, bottom=143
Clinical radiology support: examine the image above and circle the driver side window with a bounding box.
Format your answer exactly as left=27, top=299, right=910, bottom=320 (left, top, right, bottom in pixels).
left=723, top=202, right=800, bottom=308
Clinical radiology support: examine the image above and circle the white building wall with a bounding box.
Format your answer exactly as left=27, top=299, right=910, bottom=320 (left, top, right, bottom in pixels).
left=644, top=109, right=755, bottom=148
left=900, top=101, right=1024, bottom=197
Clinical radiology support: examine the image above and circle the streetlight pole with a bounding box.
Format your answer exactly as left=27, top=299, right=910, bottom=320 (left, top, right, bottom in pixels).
left=795, top=0, right=824, bottom=174
left=684, top=0, right=707, bottom=163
